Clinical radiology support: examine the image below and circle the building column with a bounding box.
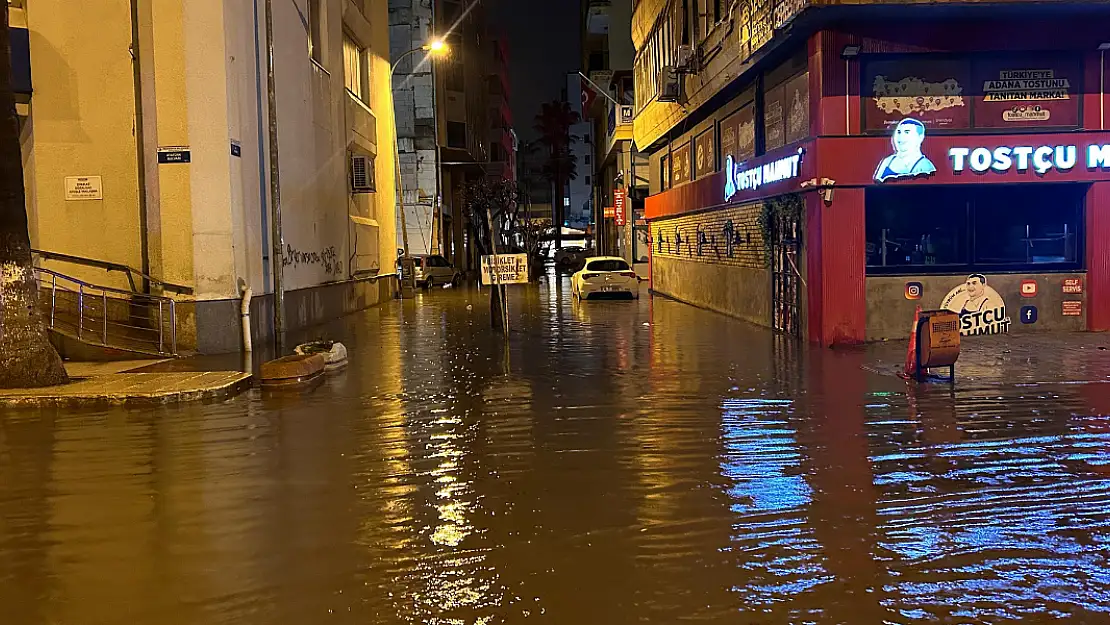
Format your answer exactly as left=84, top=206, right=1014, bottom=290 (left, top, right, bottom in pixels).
left=1087, top=182, right=1110, bottom=331
left=805, top=189, right=866, bottom=346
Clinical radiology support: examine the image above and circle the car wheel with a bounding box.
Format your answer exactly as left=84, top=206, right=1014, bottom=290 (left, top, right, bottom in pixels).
left=452, top=273, right=462, bottom=287
left=425, top=277, right=434, bottom=289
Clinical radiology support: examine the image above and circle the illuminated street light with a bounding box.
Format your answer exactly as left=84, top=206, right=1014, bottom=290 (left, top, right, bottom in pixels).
left=390, top=38, right=450, bottom=268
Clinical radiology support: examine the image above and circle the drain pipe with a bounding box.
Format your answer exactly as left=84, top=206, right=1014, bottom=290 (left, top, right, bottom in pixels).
left=264, top=0, right=285, bottom=353
left=240, top=283, right=253, bottom=353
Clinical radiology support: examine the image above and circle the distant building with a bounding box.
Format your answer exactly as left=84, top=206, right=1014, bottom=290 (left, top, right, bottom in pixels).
left=391, top=0, right=500, bottom=271
left=18, top=0, right=399, bottom=353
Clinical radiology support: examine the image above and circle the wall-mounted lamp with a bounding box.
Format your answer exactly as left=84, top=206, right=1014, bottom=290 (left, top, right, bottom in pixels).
left=840, top=45, right=861, bottom=135
left=1101, top=44, right=1110, bottom=129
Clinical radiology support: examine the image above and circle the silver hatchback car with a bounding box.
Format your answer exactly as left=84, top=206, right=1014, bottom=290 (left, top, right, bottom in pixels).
left=406, top=254, right=462, bottom=288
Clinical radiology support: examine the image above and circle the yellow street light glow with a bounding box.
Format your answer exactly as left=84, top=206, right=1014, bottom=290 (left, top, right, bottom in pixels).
left=424, top=39, right=448, bottom=54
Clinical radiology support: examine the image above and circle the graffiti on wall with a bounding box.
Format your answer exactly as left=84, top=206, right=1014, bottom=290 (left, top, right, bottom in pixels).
left=283, top=244, right=344, bottom=278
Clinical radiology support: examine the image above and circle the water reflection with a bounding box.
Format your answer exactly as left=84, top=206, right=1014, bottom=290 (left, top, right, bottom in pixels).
left=1, top=277, right=1110, bottom=623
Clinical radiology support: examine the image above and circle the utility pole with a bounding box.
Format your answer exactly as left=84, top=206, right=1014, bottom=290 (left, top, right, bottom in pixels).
left=264, top=0, right=285, bottom=351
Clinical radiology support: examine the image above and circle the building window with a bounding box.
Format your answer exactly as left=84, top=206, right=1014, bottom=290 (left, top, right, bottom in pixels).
left=866, top=184, right=1083, bottom=274
left=343, top=34, right=366, bottom=101
left=585, top=154, right=591, bottom=165
left=585, top=176, right=591, bottom=185
left=308, top=0, right=323, bottom=63
left=445, top=61, right=464, bottom=91
left=447, top=122, right=467, bottom=149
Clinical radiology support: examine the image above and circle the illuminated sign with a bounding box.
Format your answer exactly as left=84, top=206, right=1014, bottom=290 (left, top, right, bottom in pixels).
left=724, top=148, right=804, bottom=201
left=874, top=118, right=937, bottom=183
left=948, top=143, right=1110, bottom=175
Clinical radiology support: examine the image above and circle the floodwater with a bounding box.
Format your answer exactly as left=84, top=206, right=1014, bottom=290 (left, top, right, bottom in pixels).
left=4, top=277, right=1110, bottom=624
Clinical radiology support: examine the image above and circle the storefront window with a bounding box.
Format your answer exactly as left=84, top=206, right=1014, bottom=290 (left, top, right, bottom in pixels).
left=866, top=184, right=1083, bottom=274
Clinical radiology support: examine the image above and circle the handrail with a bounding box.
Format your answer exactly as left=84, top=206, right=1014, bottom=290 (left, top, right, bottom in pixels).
left=34, top=267, right=178, bottom=356
left=32, top=248, right=194, bottom=295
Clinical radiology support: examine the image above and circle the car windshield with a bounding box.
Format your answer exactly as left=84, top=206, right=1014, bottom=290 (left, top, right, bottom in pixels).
left=586, top=259, right=630, bottom=272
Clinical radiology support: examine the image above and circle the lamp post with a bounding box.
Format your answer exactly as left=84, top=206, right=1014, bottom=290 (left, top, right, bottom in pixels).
left=391, top=40, right=448, bottom=261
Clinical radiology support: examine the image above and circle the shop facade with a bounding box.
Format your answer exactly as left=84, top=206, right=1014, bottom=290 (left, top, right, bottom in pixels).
left=642, top=11, right=1110, bottom=346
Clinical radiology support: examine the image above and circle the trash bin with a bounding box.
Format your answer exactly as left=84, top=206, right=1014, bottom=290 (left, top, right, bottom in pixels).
left=915, top=309, right=961, bottom=382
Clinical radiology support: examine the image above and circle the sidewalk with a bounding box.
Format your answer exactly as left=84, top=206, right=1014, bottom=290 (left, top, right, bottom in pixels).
left=0, top=360, right=252, bottom=408
left=864, top=332, right=1110, bottom=387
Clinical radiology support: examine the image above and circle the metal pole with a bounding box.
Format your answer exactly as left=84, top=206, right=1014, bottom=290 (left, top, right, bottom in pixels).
left=392, top=47, right=425, bottom=259
left=170, top=300, right=177, bottom=355
left=129, top=0, right=151, bottom=294
left=158, top=300, right=164, bottom=353
left=102, top=292, right=108, bottom=344
left=50, top=274, right=56, bottom=327
left=264, top=0, right=285, bottom=352
left=77, top=284, right=84, bottom=340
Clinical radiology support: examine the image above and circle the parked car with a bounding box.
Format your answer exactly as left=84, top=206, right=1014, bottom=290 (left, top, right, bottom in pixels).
left=554, top=246, right=594, bottom=271
left=571, top=257, right=639, bottom=300
left=397, top=254, right=462, bottom=289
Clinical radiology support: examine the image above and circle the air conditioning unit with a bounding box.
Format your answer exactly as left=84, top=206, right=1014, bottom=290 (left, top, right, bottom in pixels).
left=658, top=66, right=681, bottom=103
left=350, top=154, right=375, bottom=193
left=674, top=44, right=695, bottom=72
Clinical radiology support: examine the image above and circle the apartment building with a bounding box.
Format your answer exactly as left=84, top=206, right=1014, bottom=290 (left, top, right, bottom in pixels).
left=19, top=0, right=398, bottom=354
left=634, top=0, right=1110, bottom=346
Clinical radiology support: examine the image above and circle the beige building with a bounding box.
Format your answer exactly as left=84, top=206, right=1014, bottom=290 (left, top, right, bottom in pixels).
left=17, top=0, right=397, bottom=353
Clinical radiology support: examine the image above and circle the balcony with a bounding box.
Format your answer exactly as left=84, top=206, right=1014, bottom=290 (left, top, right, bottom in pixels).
left=587, top=0, right=611, bottom=36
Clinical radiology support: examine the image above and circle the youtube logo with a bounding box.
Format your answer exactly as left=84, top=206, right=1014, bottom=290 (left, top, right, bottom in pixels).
left=1020, top=280, right=1038, bottom=297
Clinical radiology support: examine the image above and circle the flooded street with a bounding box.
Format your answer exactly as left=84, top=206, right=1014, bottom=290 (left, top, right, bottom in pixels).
left=4, top=278, right=1110, bottom=624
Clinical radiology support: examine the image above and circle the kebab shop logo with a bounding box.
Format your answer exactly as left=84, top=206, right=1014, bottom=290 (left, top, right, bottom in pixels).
left=941, top=274, right=1011, bottom=336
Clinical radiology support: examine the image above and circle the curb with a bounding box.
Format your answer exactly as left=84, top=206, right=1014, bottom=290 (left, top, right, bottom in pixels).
left=0, top=374, right=254, bottom=409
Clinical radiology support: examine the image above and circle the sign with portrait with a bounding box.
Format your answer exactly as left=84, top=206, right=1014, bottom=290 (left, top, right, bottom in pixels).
left=864, top=58, right=971, bottom=132
left=941, top=274, right=1011, bottom=336
left=763, top=83, right=786, bottom=151
left=973, top=55, right=1080, bottom=128
left=671, top=142, right=692, bottom=186
left=694, top=129, right=716, bottom=179
left=783, top=72, right=810, bottom=145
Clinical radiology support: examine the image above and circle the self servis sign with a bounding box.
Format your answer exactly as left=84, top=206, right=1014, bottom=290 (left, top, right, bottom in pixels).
left=949, top=144, right=1110, bottom=175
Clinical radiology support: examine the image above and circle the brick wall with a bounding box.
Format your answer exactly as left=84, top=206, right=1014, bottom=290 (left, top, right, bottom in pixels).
left=650, top=201, right=765, bottom=269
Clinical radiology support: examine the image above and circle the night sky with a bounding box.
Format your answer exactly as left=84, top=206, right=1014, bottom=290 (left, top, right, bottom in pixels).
left=488, top=0, right=581, bottom=142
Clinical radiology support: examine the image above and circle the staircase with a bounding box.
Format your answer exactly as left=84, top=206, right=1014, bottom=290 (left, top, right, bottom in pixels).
left=35, top=267, right=179, bottom=360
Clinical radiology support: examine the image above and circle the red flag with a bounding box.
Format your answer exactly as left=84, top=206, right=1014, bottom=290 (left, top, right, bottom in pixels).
left=581, top=79, right=597, bottom=112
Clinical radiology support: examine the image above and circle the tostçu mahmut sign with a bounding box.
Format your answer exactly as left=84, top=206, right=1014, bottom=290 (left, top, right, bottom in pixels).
left=724, top=147, right=805, bottom=201
left=949, top=143, right=1110, bottom=175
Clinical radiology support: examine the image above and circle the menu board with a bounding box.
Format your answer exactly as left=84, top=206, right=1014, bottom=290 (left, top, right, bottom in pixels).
left=720, top=103, right=756, bottom=166
left=694, top=130, right=716, bottom=179
left=973, top=55, right=1080, bottom=128
left=783, top=71, right=810, bottom=145
left=864, top=58, right=971, bottom=131
left=763, top=83, right=786, bottom=151
left=671, top=142, right=692, bottom=186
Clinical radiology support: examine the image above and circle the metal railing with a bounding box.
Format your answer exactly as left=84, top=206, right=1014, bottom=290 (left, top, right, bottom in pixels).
left=31, top=248, right=194, bottom=295
left=35, top=267, right=178, bottom=356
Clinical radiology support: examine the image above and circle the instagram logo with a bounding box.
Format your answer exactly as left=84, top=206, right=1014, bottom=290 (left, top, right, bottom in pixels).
left=904, top=282, right=923, bottom=300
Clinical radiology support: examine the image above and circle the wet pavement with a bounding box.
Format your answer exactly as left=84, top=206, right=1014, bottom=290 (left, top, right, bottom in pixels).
left=4, top=276, right=1110, bottom=623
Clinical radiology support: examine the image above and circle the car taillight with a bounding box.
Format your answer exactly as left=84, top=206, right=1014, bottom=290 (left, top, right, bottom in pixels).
left=620, top=271, right=637, bottom=278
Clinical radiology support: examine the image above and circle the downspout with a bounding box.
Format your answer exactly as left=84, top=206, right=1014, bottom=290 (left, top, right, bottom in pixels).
left=129, top=0, right=150, bottom=293
left=253, top=0, right=271, bottom=290
left=264, top=0, right=286, bottom=352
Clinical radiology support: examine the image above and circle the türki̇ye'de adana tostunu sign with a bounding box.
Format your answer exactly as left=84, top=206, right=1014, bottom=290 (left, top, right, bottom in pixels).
left=480, top=254, right=529, bottom=285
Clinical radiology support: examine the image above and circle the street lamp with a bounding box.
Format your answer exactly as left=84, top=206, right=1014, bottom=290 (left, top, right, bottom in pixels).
left=391, top=39, right=448, bottom=295
left=391, top=39, right=448, bottom=255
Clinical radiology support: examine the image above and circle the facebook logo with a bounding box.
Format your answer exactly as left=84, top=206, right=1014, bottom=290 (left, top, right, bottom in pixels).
left=1020, top=306, right=1038, bottom=324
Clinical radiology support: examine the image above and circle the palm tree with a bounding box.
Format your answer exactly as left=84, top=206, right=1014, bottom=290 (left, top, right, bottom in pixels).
left=533, top=100, right=579, bottom=250
left=0, top=4, right=67, bottom=388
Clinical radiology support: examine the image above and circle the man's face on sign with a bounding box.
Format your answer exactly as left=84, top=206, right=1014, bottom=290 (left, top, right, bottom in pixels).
left=966, top=276, right=985, bottom=299
left=893, top=122, right=924, bottom=153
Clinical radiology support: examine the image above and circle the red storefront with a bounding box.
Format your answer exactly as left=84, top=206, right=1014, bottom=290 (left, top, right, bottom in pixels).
left=645, top=15, right=1110, bottom=347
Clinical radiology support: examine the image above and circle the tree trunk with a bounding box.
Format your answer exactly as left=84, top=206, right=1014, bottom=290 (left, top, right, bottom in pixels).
left=0, top=5, right=67, bottom=389
left=490, top=283, right=506, bottom=332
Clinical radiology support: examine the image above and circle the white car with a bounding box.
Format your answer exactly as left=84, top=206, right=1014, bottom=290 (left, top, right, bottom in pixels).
left=572, top=257, right=639, bottom=300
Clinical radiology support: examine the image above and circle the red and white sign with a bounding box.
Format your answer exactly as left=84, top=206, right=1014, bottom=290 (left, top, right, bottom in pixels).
left=1020, top=280, right=1038, bottom=297
left=1063, top=277, right=1084, bottom=294
left=603, top=205, right=616, bottom=219
left=1063, top=300, right=1084, bottom=316
left=614, top=190, right=626, bottom=227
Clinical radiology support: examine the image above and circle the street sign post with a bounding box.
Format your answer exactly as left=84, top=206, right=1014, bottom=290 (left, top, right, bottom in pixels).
left=480, top=254, right=529, bottom=286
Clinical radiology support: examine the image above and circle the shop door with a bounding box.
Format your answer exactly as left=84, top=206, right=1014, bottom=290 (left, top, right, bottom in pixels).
left=770, top=206, right=802, bottom=338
